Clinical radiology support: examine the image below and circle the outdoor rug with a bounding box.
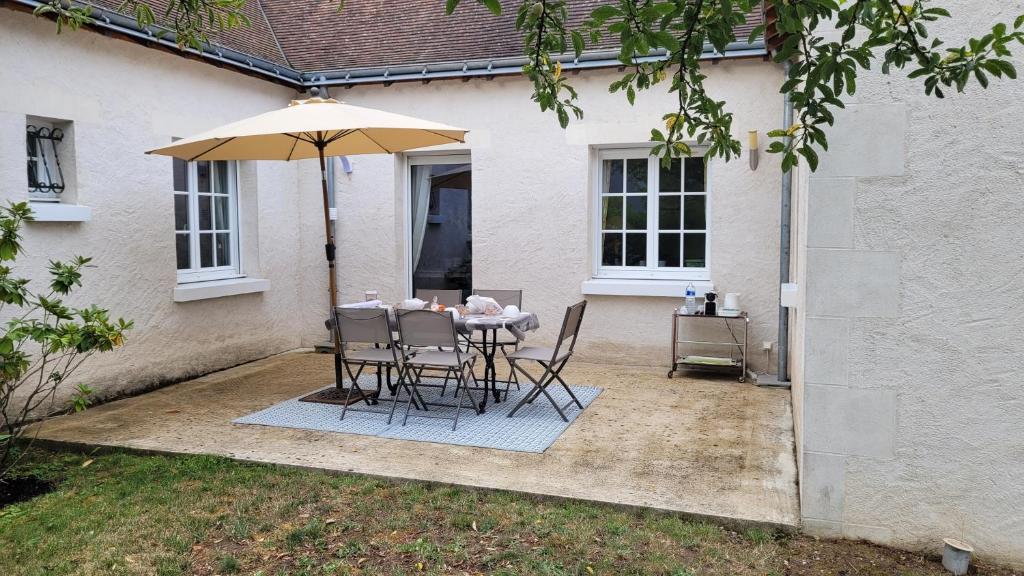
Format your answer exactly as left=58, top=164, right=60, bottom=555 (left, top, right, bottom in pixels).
left=232, top=375, right=602, bottom=453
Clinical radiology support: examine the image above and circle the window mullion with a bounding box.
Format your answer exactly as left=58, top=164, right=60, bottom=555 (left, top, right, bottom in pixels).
left=647, top=157, right=657, bottom=271
left=189, top=162, right=199, bottom=274
left=230, top=162, right=240, bottom=274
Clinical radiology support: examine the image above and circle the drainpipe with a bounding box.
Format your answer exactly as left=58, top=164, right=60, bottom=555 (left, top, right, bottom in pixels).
left=776, top=60, right=793, bottom=383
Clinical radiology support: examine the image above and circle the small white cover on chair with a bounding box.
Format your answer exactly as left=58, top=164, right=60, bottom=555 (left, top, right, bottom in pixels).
left=341, top=299, right=382, bottom=309
left=466, top=295, right=501, bottom=314
left=399, top=298, right=427, bottom=310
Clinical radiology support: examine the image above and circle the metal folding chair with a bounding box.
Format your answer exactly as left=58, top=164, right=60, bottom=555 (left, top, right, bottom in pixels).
left=397, top=309, right=482, bottom=430
left=414, top=288, right=463, bottom=307
left=469, top=289, right=524, bottom=399
left=506, top=300, right=587, bottom=422
left=333, top=307, right=422, bottom=423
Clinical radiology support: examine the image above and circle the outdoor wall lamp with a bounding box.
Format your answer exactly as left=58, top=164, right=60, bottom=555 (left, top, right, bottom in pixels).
left=748, top=130, right=759, bottom=171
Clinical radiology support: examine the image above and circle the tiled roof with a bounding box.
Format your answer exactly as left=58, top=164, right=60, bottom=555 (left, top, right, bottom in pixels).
left=84, top=0, right=764, bottom=74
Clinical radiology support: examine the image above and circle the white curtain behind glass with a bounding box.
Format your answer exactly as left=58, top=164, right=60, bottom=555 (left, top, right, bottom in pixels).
left=410, top=165, right=432, bottom=270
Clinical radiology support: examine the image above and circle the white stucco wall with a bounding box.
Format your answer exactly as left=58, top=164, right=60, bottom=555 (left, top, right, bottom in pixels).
left=793, top=0, right=1024, bottom=565
left=327, top=59, right=785, bottom=371
left=0, top=10, right=311, bottom=405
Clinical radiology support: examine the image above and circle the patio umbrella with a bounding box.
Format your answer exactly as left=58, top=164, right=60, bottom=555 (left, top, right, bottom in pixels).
left=147, top=96, right=468, bottom=392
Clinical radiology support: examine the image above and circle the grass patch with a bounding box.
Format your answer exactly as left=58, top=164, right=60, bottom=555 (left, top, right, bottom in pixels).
left=0, top=448, right=1017, bottom=576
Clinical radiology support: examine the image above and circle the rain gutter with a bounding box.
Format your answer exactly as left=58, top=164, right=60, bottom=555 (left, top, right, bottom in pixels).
left=776, top=59, right=793, bottom=385
left=306, top=42, right=767, bottom=88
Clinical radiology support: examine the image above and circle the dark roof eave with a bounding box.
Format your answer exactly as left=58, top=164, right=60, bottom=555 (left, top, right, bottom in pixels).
left=7, top=0, right=768, bottom=90
left=303, top=42, right=769, bottom=88
left=5, top=0, right=305, bottom=87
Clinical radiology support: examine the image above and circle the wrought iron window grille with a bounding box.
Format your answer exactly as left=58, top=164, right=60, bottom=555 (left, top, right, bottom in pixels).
left=27, top=125, right=66, bottom=199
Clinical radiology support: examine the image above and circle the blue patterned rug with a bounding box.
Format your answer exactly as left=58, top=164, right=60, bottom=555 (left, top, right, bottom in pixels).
left=233, top=375, right=602, bottom=453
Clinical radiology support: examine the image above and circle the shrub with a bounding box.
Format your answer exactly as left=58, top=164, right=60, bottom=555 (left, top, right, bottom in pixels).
left=0, top=202, right=132, bottom=479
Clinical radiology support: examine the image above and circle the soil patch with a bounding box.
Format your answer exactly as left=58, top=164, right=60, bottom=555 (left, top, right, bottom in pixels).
left=0, top=474, right=55, bottom=508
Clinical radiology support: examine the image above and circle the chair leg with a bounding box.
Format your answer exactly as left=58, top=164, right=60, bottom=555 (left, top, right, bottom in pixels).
left=506, top=361, right=573, bottom=422
left=402, top=366, right=426, bottom=426
left=340, top=379, right=356, bottom=421
left=541, top=361, right=583, bottom=409
left=387, top=367, right=406, bottom=425
left=452, top=368, right=466, bottom=431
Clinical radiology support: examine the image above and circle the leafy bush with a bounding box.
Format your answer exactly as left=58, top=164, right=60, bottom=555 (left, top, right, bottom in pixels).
left=0, top=202, right=132, bottom=479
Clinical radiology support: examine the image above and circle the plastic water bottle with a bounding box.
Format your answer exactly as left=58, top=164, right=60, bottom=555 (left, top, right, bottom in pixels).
left=684, top=283, right=696, bottom=315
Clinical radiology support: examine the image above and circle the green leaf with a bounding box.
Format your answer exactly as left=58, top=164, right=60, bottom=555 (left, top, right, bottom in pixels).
left=571, top=30, right=585, bottom=57
left=478, top=0, right=501, bottom=16
left=797, top=145, right=819, bottom=171
left=974, top=67, right=989, bottom=88
left=590, top=5, right=621, bottom=22
left=445, top=0, right=460, bottom=15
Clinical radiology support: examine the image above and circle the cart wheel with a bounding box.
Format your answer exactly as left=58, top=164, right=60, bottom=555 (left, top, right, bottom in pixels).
left=667, top=370, right=674, bottom=379
left=738, top=377, right=746, bottom=383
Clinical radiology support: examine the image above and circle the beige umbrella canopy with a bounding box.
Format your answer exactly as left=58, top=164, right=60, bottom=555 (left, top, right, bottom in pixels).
left=148, top=97, right=468, bottom=391
left=148, top=97, right=467, bottom=161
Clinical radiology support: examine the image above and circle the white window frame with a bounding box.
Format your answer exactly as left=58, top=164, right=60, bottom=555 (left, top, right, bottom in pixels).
left=175, top=160, right=242, bottom=284
left=592, top=147, right=710, bottom=281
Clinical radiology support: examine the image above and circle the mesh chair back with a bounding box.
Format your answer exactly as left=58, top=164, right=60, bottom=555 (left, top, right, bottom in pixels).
left=415, top=289, right=463, bottom=307
left=334, top=308, right=394, bottom=347
left=397, top=309, right=459, bottom=349
left=551, top=300, right=588, bottom=361
left=472, top=289, right=523, bottom=308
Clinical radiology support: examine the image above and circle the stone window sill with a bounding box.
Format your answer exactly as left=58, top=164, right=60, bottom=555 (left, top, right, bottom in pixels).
left=173, top=277, right=270, bottom=302
left=580, top=279, right=714, bottom=298
left=28, top=202, right=91, bottom=222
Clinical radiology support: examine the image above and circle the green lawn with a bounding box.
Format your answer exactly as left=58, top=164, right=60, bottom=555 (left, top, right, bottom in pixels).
left=0, top=449, right=1014, bottom=576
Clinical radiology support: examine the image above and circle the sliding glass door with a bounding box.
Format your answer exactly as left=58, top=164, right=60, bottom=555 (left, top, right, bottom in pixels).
left=409, top=155, right=472, bottom=302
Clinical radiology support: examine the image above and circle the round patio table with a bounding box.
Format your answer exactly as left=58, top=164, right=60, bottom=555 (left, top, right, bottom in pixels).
left=456, top=312, right=540, bottom=412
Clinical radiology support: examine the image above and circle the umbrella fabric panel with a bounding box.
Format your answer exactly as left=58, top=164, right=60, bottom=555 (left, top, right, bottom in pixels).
left=147, top=98, right=467, bottom=161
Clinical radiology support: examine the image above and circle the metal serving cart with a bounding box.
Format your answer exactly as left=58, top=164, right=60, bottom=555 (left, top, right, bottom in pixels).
left=668, top=311, right=749, bottom=381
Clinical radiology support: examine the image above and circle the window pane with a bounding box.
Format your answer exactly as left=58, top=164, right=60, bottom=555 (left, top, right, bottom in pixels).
left=684, top=157, right=706, bottom=192
left=601, top=196, right=622, bottom=230
left=625, top=233, right=646, bottom=266
left=625, top=195, right=647, bottom=230
left=175, top=234, right=190, bottom=270
left=196, top=161, right=211, bottom=193
left=683, top=195, right=707, bottom=230
left=659, top=159, right=681, bottom=192
left=659, top=195, right=681, bottom=230
left=198, top=195, right=212, bottom=231
left=27, top=159, right=39, bottom=189
left=602, top=233, right=622, bottom=266
left=215, top=233, right=232, bottom=267
left=173, top=158, right=188, bottom=192
left=199, top=233, right=213, bottom=268
left=214, top=196, right=230, bottom=230
left=683, top=233, right=706, bottom=267
left=174, top=194, right=189, bottom=231
left=213, top=161, right=229, bottom=194
left=658, top=233, right=681, bottom=267
left=626, top=159, right=647, bottom=193
left=602, top=159, right=623, bottom=194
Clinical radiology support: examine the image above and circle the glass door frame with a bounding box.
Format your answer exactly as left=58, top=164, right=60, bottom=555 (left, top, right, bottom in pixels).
left=402, top=152, right=472, bottom=298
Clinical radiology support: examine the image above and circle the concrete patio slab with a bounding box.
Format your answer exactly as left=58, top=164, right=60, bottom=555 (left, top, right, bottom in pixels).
left=32, top=351, right=799, bottom=529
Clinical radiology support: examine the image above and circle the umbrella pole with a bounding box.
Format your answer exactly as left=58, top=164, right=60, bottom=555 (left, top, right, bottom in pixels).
left=318, top=144, right=344, bottom=391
